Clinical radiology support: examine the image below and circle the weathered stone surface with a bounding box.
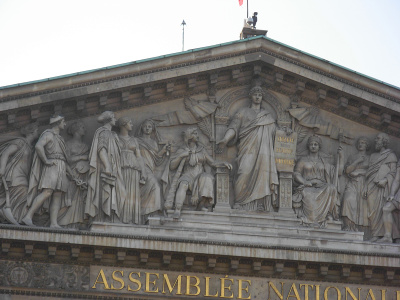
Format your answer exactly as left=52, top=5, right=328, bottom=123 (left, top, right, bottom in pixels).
left=0, top=35, right=399, bottom=298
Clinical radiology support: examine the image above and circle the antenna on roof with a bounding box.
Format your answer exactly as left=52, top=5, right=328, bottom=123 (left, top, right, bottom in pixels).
left=181, top=20, right=186, bottom=51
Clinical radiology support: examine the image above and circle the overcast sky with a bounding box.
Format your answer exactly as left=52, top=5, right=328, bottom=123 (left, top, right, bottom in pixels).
left=1, top=0, right=399, bottom=88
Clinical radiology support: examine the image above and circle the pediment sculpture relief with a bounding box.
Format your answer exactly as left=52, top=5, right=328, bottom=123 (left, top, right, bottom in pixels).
left=0, top=83, right=399, bottom=244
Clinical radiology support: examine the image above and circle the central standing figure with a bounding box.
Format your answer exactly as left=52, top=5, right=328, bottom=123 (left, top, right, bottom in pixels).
left=217, top=86, right=279, bottom=211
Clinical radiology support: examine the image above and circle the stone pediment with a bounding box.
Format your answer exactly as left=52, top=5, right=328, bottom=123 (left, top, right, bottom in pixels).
left=0, top=36, right=400, bottom=299
left=0, top=36, right=399, bottom=136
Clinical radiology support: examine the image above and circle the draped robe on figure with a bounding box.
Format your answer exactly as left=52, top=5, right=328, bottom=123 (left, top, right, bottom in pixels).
left=85, top=127, right=126, bottom=222
left=228, top=107, right=278, bottom=210
left=0, top=137, right=33, bottom=222
left=364, top=149, right=397, bottom=238
left=137, top=138, right=163, bottom=217
left=293, top=155, right=339, bottom=226
left=27, top=130, right=69, bottom=212
left=341, top=153, right=370, bottom=230
left=58, top=140, right=90, bottom=226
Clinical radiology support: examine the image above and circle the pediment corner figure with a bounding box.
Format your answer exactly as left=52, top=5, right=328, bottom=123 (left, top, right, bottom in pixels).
left=0, top=123, right=38, bottom=225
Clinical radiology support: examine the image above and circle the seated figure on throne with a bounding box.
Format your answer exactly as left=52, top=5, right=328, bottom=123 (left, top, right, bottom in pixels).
left=164, top=127, right=231, bottom=218
left=293, top=135, right=343, bottom=227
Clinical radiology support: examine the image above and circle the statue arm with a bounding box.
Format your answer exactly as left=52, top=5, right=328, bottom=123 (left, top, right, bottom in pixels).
left=98, top=148, right=112, bottom=174
left=389, top=166, right=400, bottom=199
left=170, top=150, right=188, bottom=170
left=204, top=151, right=232, bottom=170
left=135, top=148, right=147, bottom=178
left=0, top=144, right=18, bottom=176
left=35, top=133, right=53, bottom=166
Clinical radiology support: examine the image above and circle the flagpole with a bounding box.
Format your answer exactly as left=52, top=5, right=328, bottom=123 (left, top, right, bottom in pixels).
left=247, top=0, right=249, bottom=18
left=181, top=20, right=186, bottom=51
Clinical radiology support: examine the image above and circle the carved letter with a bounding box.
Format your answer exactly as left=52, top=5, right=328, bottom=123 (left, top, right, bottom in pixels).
left=205, top=276, right=219, bottom=298
left=220, top=275, right=234, bottom=299
left=111, top=270, right=124, bottom=290
left=128, top=272, right=141, bottom=292
left=365, top=289, right=377, bottom=300
left=324, top=286, right=341, bottom=300
left=145, top=272, right=159, bottom=293
left=286, top=283, right=301, bottom=300
left=300, top=284, right=314, bottom=300
left=268, top=282, right=285, bottom=300
left=238, top=279, right=251, bottom=300
left=91, top=269, right=110, bottom=290
left=345, top=287, right=361, bottom=300
left=162, top=274, right=182, bottom=295
left=186, top=275, right=200, bottom=296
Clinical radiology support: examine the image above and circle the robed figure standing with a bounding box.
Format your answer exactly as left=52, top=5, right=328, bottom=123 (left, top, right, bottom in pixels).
left=217, top=86, right=279, bottom=211
left=85, top=111, right=127, bottom=223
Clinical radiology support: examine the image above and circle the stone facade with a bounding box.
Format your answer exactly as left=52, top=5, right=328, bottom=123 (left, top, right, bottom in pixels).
left=0, top=36, right=399, bottom=299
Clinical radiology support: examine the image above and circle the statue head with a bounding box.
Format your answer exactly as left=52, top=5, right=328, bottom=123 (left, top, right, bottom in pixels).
left=67, top=121, right=85, bottom=137
left=249, top=86, right=264, bottom=105
left=20, top=123, right=38, bottom=138
left=183, top=127, right=199, bottom=146
left=357, top=136, right=370, bottom=151
left=137, top=119, right=161, bottom=142
left=307, top=135, right=322, bottom=153
left=97, top=111, right=116, bottom=126
left=49, top=115, right=66, bottom=129
left=375, top=133, right=390, bottom=151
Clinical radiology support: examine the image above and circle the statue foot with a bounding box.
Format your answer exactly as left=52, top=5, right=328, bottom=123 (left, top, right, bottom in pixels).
left=369, top=236, right=379, bottom=243
left=172, top=209, right=181, bottom=219
left=377, top=235, right=393, bottom=244
left=21, top=217, right=35, bottom=227
left=164, top=201, right=173, bottom=210
left=50, top=223, right=62, bottom=229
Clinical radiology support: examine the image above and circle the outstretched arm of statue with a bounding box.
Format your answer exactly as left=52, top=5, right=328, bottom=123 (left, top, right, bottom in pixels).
left=215, top=129, right=235, bottom=153
left=204, top=151, right=232, bottom=170
left=0, top=144, right=18, bottom=177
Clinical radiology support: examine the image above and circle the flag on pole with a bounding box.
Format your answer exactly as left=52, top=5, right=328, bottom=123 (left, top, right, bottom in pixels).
left=238, top=0, right=243, bottom=6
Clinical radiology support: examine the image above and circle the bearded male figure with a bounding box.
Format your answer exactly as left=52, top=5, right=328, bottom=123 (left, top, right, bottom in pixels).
left=364, top=133, right=397, bottom=241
